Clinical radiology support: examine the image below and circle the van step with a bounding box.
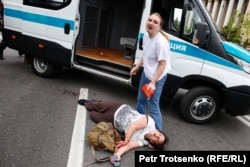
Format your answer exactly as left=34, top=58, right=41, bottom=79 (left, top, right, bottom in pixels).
left=75, top=55, right=131, bottom=79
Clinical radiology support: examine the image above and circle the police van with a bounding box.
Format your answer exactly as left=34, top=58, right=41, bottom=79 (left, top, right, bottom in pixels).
left=1, top=0, right=250, bottom=124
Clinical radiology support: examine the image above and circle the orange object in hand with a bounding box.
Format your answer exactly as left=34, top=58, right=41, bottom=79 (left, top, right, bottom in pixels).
left=142, top=83, right=154, bottom=99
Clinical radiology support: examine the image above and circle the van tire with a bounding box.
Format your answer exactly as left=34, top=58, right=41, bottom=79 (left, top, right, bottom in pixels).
left=31, top=57, right=61, bottom=78
left=180, top=86, right=221, bottom=124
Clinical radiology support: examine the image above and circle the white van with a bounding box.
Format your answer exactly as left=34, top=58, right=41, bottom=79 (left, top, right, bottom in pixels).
left=2, top=0, right=250, bottom=124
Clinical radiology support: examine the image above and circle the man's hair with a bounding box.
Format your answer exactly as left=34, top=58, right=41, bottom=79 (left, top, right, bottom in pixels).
left=149, top=131, right=169, bottom=151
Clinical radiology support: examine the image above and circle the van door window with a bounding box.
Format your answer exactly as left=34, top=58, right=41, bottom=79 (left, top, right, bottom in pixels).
left=170, top=1, right=202, bottom=42
left=152, top=0, right=205, bottom=43
left=181, top=2, right=202, bottom=42
left=24, top=0, right=71, bottom=9
left=172, top=8, right=182, bottom=33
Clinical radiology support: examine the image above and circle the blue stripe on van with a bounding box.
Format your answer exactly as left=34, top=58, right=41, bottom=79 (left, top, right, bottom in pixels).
left=222, top=41, right=250, bottom=63
left=4, top=8, right=75, bottom=30
left=139, top=32, right=241, bottom=71
left=169, top=39, right=242, bottom=71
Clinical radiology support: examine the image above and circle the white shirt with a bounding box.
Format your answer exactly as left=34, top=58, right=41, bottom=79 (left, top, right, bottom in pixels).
left=142, top=32, right=171, bottom=80
left=114, top=104, right=156, bottom=146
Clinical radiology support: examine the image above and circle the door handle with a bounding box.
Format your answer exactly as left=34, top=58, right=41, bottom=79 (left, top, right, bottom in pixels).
left=64, top=23, right=70, bottom=34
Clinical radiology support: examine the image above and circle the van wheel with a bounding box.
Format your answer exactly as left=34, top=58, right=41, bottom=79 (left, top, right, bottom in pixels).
left=31, top=57, right=61, bottom=78
left=180, top=86, right=221, bottom=124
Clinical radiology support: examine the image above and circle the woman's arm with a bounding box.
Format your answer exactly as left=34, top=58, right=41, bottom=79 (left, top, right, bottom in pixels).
left=149, top=60, right=166, bottom=90
left=130, top=58, right=143, bottom=75
left=116, top=116, right=147, bottom=148
left=114, top=140, right=140, bottom=161
left=125, top=116, right=147, bottom=140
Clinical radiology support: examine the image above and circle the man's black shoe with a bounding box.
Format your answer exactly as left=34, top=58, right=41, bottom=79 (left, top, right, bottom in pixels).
left=78, top=99, right=89, bottom=106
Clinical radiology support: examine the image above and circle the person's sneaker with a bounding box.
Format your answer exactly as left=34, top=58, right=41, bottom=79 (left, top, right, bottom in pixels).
left=77, top=99, right=89, bottom=106
left=110, top=155, right=120, bottom=167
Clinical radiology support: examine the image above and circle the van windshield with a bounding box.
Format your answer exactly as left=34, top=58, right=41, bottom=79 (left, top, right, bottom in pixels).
left=201, top=2, right=226, bottom=41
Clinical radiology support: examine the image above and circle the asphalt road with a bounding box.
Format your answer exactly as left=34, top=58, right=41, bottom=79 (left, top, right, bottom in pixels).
left=1, top=48, right=250, bottom=167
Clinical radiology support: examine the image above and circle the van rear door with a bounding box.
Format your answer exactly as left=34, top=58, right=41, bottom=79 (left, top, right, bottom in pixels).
left=20, top=0, right=80, bottom=65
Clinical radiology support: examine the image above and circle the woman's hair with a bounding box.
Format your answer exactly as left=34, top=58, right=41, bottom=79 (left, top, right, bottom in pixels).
left=148, top=131, right=169, bottom=151
left=151, top=12, right=169, bottom=41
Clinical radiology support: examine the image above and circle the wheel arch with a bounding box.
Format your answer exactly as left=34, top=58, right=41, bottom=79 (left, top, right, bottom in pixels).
left=181, top=75, right=225, bottom=94
left=177, top=75, right=228, bottom=110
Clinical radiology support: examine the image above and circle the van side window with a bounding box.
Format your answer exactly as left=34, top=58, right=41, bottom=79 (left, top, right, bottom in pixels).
left=172, top=8, right=182, bottom=32
left=152, top=0, right=205, bottom=43
left=24, top=0, right=71, bottom=10
left=181, top=2, right=202, bottom=41
left=168, top=1, right=203, bottom=42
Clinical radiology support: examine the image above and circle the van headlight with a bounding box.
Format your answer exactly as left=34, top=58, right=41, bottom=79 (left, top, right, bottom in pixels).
left=235, top=58, right=250, bottom=74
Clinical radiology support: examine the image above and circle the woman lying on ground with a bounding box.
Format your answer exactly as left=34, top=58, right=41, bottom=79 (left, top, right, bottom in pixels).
left=78, top=99, right=169, bottom=166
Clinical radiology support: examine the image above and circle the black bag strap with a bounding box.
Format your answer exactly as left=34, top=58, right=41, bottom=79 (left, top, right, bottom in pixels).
left=82, top=146, right=111, bottom=166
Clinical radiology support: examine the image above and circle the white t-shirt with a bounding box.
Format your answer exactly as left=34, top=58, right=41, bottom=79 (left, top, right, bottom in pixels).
left=142, top=32, right=171, bottom=80
left=114, top=104, right=156, bottom=146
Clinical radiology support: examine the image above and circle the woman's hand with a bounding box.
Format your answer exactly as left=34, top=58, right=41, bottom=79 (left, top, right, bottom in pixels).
left=130, top=66, right=139, bottom=75
left=116, top=138, right=129, bottom=148
left=148, top=82, right=156, bottom=91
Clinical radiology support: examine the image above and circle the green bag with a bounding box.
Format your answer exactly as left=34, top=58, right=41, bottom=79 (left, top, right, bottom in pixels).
left=88, top=121, right=121, bottom=152
left=84, top=122, right=121, bottom=166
